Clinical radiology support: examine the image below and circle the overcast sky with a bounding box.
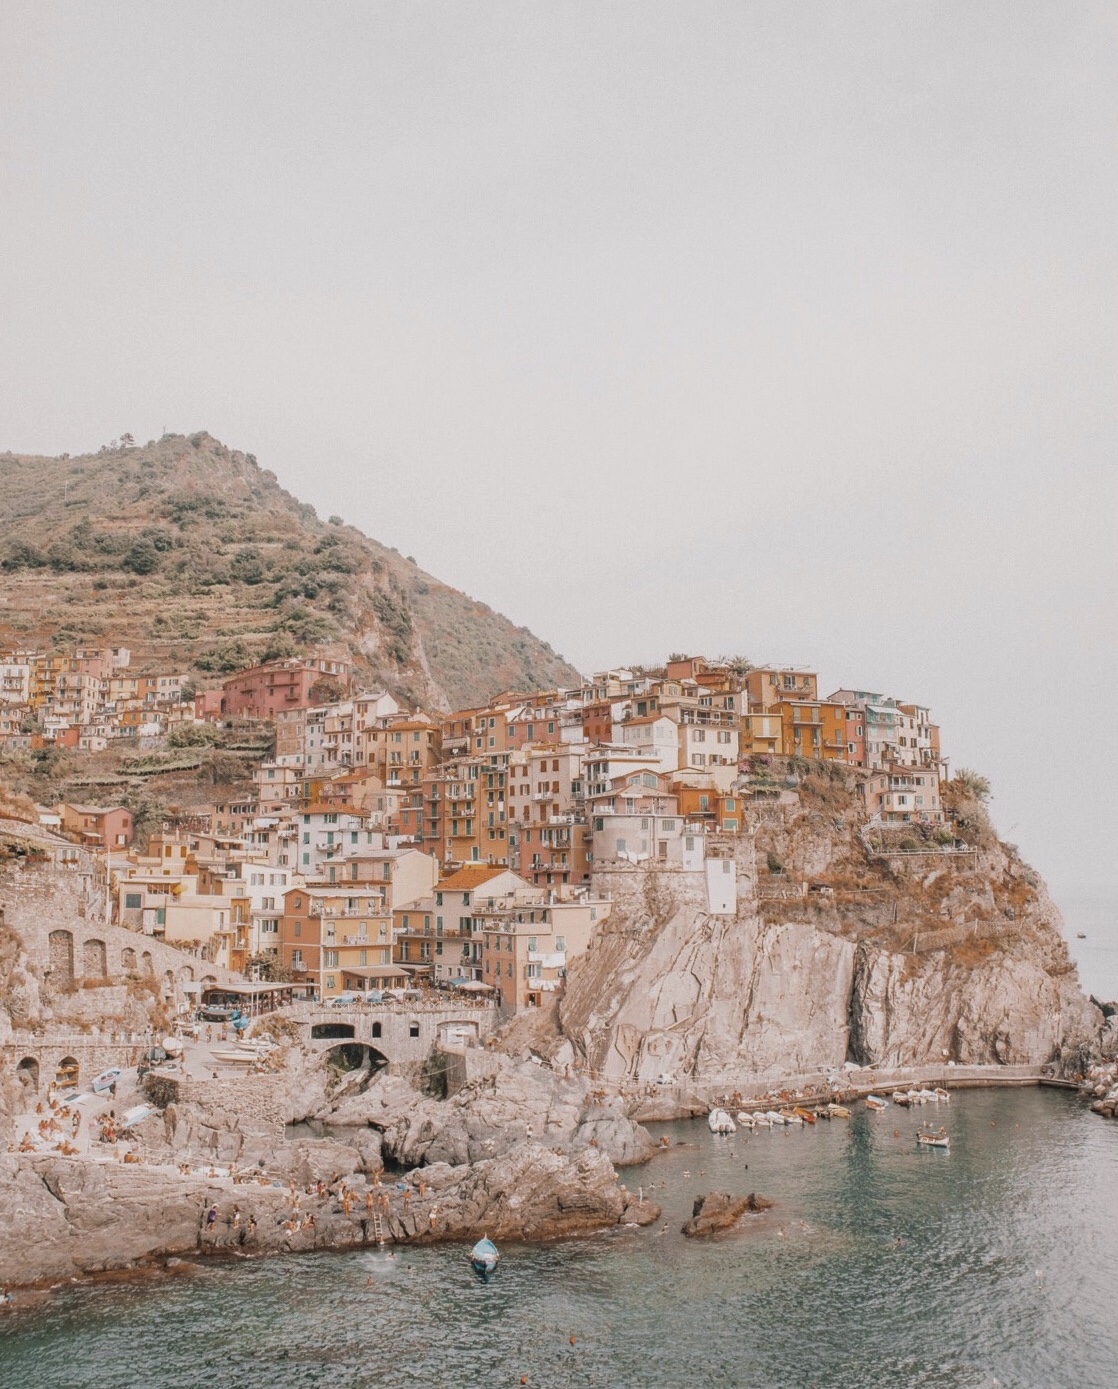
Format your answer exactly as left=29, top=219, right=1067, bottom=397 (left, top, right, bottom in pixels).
left=2, top=3, right=1115, bottom=898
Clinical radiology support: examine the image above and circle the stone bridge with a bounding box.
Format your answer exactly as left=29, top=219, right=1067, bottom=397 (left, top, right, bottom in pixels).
left=286, top=1001, right=500, bottom=1077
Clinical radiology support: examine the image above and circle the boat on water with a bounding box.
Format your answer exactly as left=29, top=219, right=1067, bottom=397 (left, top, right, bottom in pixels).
left=917, top=1088, right=938, bottom=1103
left=470, top=1237, right=500, bottom=1281
left=916, top=1128, right=950, bottom=1149
left=708, top=1108, right=737, bottom=1134
left=864, top=1095, right=888, bottom=1112
left=765, top=1110, right=786, bottom=1126
left=735, top=1111, right=754, bottom=1128
left=827, top=1103, right=851, bottom=1119
left=1077, top=932, right=1087, bottom=939
left=781, top=1110, right=803, bottom=1126
left=892, top=1091, right=912, bottom=1106
left=91, top=1067, right=121, bottom=1093
left=753, top=1113, right=772, bottom=1128
left=793, top=1106, right=817, bottom=1125
left=934, top=1087, right=951, bottom=1102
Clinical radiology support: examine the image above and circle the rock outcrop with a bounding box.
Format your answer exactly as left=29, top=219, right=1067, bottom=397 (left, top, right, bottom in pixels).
left=681, top=1191, right=773, bottom=1238
left=0, top=1140, right=659, bottom=1289
left=552, top=780, right=1103, bottom=1085
left=319, top=1055, right=657, bottom=1169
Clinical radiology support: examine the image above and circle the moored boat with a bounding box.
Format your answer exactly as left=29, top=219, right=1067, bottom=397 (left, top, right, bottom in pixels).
left=827, top=1103, right=851, bottom=1119
left=793, top=1106, right=817, bottom=1125
left=735, top=1111, right=754, bottom=1128
left=916, top=1127, right=950, bottom=1149
left=708, top=1108, right=736, bottom=1134
left=470, top=1236, right=500, bottom=1280
left=934, top=1087, right=951, bottom=1102
left=892, top=1091, right=912, bottom=1107
left=92, top=1067, right=121, bottom=1093
left=864, top=1095, right=888, bottom=1112
left=781, top=1110, right=803, bottom=1126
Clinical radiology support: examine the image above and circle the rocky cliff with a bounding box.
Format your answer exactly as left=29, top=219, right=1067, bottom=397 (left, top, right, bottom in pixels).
left=550, top=766, right=1100, bottom=1084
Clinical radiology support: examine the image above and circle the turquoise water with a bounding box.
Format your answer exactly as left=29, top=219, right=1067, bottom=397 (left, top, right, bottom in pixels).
left=1, top=1088, right=1114, bottom=1389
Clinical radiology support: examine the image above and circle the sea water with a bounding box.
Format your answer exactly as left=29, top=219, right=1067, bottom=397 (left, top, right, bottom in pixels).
left=1054, top=887, right=1118, bottom=1001
left=2, top=1088, right=1115, bottom=1389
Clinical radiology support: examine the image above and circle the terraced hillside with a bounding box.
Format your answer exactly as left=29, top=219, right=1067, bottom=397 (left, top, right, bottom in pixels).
left=0, top=433, right=579, bottom=709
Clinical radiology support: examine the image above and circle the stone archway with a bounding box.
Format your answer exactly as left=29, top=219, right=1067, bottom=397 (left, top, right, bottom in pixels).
left=121, top=946, right=137, bottom=973
left=16, top=1056, right=40, bottom=1092
left=142, top=951, right=154, bottom=975
left=312, top=1021, right=356, bottom=1040
left=56, top=1055, right=80, bottom=1089
left=178, top=965, right=194, bottom=983
left=83, top=938, right=107, bottom=978
left=49, top=929, right=74, bottom=984
left=323, top=1042, right=388, bottom=1079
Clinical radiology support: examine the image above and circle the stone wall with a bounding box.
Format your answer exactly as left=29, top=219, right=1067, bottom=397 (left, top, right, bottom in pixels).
left=0, top=858, right=243, bottom=1005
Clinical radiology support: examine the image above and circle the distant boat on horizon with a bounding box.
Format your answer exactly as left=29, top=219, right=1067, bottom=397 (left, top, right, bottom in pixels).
left=1077, top=932, right=1087, bottom=939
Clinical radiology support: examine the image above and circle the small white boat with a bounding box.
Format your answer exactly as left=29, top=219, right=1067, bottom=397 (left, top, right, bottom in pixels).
left=917, top=1089, right=938, bottom=1103
left=765, top=1110, right=786, bottom=1126
left=892, top=1091, right=912, bottom=1107
left=120, top=1105, right=157, bottom=1131
left=92, top=1067, right=122, bottom=1093
left=934, top=1087, right=951, bottom=1102
left=865, top=1095, right=888, bottom=1112
left=735, top=1111, right=755, bottom=1128
left=708, top=1108, right=737, bottom=1134
left=753, top=1113, right=772, bottom=1128
left=211, top=1049, right=258, bottom=1065
left=781, top=1110, right=803, bottom=1126
left=916, top=1128, right=950, bottom=1149
left=827, top=1103, right=851, bottom=1119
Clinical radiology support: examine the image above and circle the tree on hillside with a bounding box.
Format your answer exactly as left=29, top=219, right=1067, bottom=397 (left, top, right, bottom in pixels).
left=953, top=768, right=991, bottom=803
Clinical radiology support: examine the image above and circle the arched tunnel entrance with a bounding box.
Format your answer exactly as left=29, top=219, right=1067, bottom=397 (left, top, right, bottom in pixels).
left=311, top=1022, right=356, bottom=1040
left=323, top=1042, right=388, bottom=1099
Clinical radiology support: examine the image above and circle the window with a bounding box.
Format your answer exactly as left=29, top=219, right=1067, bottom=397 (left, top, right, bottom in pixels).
left=124, top=892, right=142, bottom=909
left=555, top=936, right=566, bottom=952
left=616, top=838, right=626, bottom=853
left=527, top=937, right=537, bottom=952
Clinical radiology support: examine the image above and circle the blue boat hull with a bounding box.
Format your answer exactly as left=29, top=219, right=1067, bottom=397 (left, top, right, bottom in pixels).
left=470, top=1239, right=499, bottom=1281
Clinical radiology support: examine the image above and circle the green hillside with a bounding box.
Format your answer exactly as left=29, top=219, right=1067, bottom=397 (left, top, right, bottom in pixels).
left=0, top=433, right=579, bottom=709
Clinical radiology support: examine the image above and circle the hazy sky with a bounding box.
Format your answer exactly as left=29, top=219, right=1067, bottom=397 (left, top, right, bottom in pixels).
left=2, top=4, right=1115, bottom=896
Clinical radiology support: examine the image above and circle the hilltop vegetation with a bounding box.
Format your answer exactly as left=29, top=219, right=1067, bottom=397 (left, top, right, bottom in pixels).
left=0, top=433, right=578, bottom=708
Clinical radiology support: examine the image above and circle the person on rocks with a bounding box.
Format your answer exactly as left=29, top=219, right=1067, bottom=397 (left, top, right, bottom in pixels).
left=205, top=1204, right=218, bottom=1231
